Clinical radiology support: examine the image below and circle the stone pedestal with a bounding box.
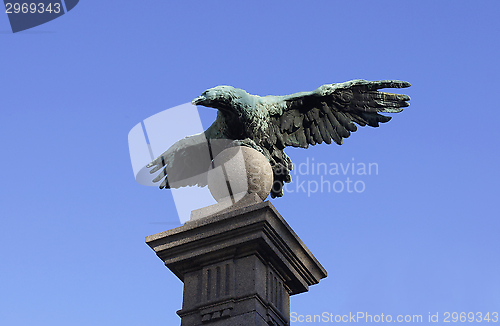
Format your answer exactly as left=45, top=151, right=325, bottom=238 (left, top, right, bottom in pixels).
left=146, top=198, right=327, bottom=326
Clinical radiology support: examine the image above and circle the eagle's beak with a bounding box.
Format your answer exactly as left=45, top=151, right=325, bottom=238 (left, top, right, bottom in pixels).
left=191, top=95, right=206, bottom=106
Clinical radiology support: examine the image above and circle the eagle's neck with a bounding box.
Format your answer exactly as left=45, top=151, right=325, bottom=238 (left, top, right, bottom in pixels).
left=213, top=92, right=249, bottom=135
left=219, top=107, right=246, bottom=139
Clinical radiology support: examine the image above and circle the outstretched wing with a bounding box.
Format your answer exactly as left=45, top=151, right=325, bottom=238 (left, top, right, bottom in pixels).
left=146, top=132, right=212, bottom=189
left=147, top=124, right=233, bottom=189
left=272, top=80, right=410, bottom=148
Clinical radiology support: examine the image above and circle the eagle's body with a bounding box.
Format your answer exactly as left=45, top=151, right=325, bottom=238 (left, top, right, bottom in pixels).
left=148, top=80, right=410, bottom=198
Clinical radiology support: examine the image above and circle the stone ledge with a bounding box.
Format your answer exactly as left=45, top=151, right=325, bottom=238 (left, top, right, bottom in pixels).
left=146, top=200, right=326, bottom=294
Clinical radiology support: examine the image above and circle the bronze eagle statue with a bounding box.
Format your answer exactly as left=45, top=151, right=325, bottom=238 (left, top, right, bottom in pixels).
left=147, top=80, right=410, bottom=198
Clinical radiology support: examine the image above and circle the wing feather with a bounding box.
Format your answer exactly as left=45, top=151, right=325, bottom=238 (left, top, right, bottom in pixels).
left=323, top=116, right=341, bottom=145
left=272, top=79, right=410, bottom=149
left=317, top=119, right=331, bottom=144
left=311, top=122, right=323, bottom=144
left=296, top=128, right=308, bottom=148
left=305, top=127, right=315, bottom=145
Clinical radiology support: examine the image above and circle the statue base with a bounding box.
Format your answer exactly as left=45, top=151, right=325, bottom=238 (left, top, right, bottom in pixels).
left=146, top=195, right=327, bottom=326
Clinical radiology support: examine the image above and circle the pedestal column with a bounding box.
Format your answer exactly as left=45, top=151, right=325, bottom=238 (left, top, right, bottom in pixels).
left=146, top=198, right=327, bottom=326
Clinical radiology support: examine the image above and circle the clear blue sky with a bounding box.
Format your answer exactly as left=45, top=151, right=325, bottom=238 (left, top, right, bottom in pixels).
left=1, top=1, right=499, bottom=325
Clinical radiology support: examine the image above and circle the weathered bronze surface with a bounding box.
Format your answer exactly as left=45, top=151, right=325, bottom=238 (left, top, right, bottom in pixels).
left=147, top=80, right=410, bottom=198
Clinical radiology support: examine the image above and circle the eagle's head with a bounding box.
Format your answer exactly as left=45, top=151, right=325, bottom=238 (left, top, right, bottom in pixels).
left=191, top=86, right=248, bottom=112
